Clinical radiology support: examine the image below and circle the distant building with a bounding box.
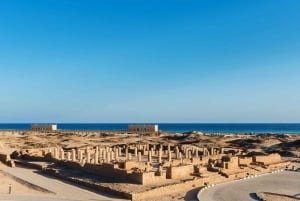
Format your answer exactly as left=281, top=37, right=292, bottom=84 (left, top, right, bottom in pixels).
left=31, top=124, right=57, bottom=132
left=128, top=124, right=158, bottom=133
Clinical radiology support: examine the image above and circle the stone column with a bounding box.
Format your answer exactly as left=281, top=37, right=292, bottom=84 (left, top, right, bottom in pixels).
left=187, top=150, right=191, bottom=159
left=118, top=147, right=122, bottom=157
left=125, top=147, right=129, bottom=159
left=151, top=148, right=154, bottom=156
left=111, top=151, right=115, bottom=161
left=72, top=149, right=76, bottom=161
left=138, top=152, right=142, bottom=162
left=53, top=147, right=59, bottom=159
left=79, top=150, right=83, bottom=162
left=195, top=149, right=199, bottom=158
left=86, top=151, right=91, bottom=164
left=115, top=150, right=119, bottom=161
left=148, top=151, right=152, bottom=163
left=67, top=152, right=71, bottom=161
left=128, top=153, right=132, bottom=160
left=102, top=149, right=106, bottom=162
left=168, top=150, right=172, bottom=162
left=134, top=147, right=138, bottom=157
left=60, top=149, right=65, bottom=160
left=158, top=148, right=162, bottom=163
left=106, top=151, right=111, bottom=163
left=94, top=150, right=99, bottom=164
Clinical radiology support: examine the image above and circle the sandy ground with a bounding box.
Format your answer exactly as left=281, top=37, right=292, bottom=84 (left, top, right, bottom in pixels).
left=0, top=171, right=45, bottom=195
left=198, top=170, right=300, bottom=201
left=0, top=130, right=299, bottom=156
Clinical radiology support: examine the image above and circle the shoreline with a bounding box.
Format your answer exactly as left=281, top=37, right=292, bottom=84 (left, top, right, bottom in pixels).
left=0, top=129, right=300, bottom=135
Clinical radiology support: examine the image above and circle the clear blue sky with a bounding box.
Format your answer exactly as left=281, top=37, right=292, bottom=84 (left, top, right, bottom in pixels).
left=0, top=0, right=300, bottom=123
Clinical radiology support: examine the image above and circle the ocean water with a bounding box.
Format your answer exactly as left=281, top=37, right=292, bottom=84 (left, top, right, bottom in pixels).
left=0, top=123, right=300, bottom=134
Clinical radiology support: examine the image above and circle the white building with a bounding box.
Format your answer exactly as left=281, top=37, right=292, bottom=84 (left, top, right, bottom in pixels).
left=128, top=124, right=158, bottom=132
left=31, top=124, right=57, bottom=132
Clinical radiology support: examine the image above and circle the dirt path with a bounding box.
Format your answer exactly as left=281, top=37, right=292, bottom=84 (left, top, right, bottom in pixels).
left=0, top=166, right=128, bottom=201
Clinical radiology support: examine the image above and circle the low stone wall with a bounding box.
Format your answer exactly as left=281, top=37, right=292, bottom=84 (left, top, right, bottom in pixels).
left=43, top=168, right=132, bottom=199
left=14, top=160, right=47, bottom=170
left=166, top=164, right=194, bottom=179
left=239, top=157, right=252, bottom=166
left=65, top=161, right=144, bottom=184
left=253, top=153, right=282, bottom=165
left=132, top=178, right=204, bottom=201
left=140, top=171, right=166, bottom=185
left=0, top=153, right=15, bottom=167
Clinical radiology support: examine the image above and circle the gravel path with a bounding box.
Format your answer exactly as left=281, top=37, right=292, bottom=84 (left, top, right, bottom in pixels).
left=198, top=171, right=300, bottom=201
left=0, top=166, right=128, bottom=201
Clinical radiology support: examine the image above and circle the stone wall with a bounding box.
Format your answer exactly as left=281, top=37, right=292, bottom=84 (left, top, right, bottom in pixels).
left=166, top=164, right=194, bottom=179
left=0, top=153, right=15, bottom=167
left=124, top=161, right=148, bottom=171
left=253, top=153, right=281, bottom=165
left=238, top=157, right=252, bottom=166
left=140, top=171, right=166, bottom=185
left=131, top=175, right=227, bottom=201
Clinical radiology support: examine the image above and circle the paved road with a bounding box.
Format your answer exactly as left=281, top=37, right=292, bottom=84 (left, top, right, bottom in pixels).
left=0, top=166, right=128, bottom=201
left=198, top=171, right=300, bottom=201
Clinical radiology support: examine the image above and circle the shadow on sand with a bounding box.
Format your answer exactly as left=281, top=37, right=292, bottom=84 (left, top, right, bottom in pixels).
left=249, top=192, right=261, bottom=201
left=184, top=187, right=201, bottom=201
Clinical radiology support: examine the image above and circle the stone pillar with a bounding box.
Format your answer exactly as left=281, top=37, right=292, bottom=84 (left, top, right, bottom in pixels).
left=86, top=151, right=91, bottom=163
left=125, top=147, right=129, bottom=159
left=72, top=149, right=76, bottom=161
left=134, top=147, right=138, bottom=157
left=138, top=152, right=142, bottom=162
left=118, top=147, right=122, bottom=157
left=107, top=151, right=111, bottom=163
left=148, top=151, right=152, bottom=163
left=176, top=150, right=179, bottom=159
left=67, top=152, right=71, bottom=161
left=111, top=151, right=114, bottom=161
left=185, top=149, right=189, bottom=159
left=60, top=149, right=65, bottom=160
left=187, top=150, right=191, bottom=159
left=128, top=153, right=132, bottom=160
left=102, top=149, right=106, bottom=161
left=53, top=147, right=59, bottom=159
left=151, top=148, right=154, bottom=156
left=79, top=150, right=83, bottom=162
left=168, top=150, right=172, bottom=162
left=195, top=149, right=199, bottom=158
left=158, top=148, right=162, bottom=163
left=94, top=150, right=99, bottom=164
left=115, top=150, right=119, bottom=161
left=157, top=165, right=163, bottom=176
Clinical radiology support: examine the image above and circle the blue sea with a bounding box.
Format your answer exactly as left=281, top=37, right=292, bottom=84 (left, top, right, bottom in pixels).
left=0, top=123, right=300, bottom=134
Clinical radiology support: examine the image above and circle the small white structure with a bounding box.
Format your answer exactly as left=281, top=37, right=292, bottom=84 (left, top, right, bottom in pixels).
left=31, top=124, right=57, bottom=132
left=128, top=124, right=158, bottom=133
